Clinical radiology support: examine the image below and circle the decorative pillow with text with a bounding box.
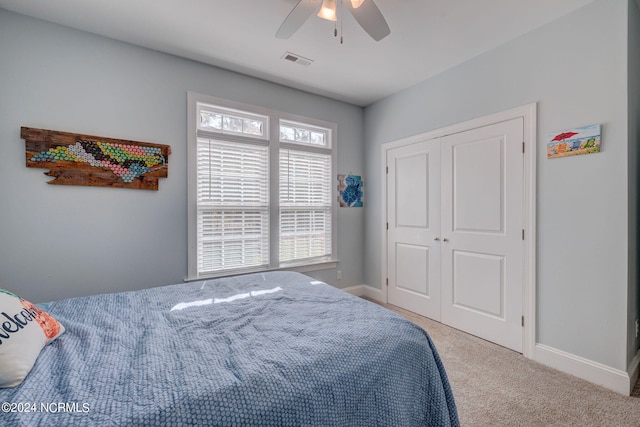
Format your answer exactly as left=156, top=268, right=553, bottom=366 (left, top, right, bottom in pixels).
left=0, top=289, right=65, bottom=388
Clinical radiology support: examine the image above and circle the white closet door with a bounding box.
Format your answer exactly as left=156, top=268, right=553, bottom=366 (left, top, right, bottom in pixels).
left=387, top=138, right=441, bottom=319
left=440, top=118, right=524, bottom=352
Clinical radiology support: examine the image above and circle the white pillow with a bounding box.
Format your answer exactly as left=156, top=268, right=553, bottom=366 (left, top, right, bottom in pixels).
left=0, top=289, right=65, bottom=388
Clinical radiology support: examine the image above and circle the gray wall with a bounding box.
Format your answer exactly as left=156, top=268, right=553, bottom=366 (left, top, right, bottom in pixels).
left=364, top=0, right=633, bottom=370
left=629, top=0, right=640, bottom=364
left=0, top=10, right=365, bottom=302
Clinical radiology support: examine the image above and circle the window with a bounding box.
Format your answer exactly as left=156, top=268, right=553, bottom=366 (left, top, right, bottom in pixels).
left=279, top=119, right=329, bottom=147
left=188, top=93, right=337, bottom=279
left=198, top=104, right=268, bottom=138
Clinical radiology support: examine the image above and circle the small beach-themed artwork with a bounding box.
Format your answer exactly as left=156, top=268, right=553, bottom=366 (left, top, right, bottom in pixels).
left=546, top=124, right=601, bottom=159
left=338, top=174, right=364, bottom=207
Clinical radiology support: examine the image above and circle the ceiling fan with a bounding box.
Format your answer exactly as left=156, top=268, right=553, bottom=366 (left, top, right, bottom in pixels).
left=276, top=0, right=391, bottom=42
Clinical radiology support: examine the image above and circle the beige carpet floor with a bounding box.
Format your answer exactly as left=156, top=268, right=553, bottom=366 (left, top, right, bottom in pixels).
left=366, top=298, right=640, bottom=426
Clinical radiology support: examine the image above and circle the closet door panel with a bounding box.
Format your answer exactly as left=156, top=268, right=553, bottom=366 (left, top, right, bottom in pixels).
left=440, top=118, right=524, bottom=353
left=387, top=139, right=441, bottom=320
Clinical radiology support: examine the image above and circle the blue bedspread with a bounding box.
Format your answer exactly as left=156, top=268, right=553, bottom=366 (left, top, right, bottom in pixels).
left=0, top=271, right=458, bottom=426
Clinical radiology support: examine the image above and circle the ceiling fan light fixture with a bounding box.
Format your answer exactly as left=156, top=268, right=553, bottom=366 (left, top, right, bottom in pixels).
left=317, top=0, right=337, bottom=21
left=277, top=0, right=390, bottom=42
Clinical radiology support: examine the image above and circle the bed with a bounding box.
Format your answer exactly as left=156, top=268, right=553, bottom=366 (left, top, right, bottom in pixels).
left=0, top=271, right=459, bottom=426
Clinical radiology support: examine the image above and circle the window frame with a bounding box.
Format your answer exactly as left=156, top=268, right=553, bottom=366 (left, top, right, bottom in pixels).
left=187, top=92, right=338, bottom=280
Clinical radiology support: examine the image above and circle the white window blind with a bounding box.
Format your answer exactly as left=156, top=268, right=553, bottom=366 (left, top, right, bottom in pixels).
left=279, top=149, right=332, bottom=262
left=189, top=94, right=336, bottom=279
left=196, top=138, right=269, bottom=274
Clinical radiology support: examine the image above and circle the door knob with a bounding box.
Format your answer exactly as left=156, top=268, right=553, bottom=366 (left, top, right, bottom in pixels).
left=434, top=237, right=440, bottom=241
left=442, top=238, right=449, bottom=242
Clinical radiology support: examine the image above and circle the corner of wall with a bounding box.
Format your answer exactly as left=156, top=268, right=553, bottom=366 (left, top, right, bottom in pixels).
left=342, top=284, right=385, bottom=303
left=628, top=0, right=640, bottom=366
left=629, top=348, right=640, bottom=394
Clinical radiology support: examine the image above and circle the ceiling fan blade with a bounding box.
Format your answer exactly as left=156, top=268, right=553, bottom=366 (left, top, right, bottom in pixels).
left=345, top=0, right=391, bottom=41
left=276, top=0, right=322, bottom=39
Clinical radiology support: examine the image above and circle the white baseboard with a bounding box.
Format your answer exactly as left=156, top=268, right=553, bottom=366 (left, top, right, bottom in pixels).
left=361, top=285, right=384, bottom=302
left=342, top=284, right=384, bottom=302
left=342, top=285, right=366, bottom=296
left=534, top=344, right=633, bottom=395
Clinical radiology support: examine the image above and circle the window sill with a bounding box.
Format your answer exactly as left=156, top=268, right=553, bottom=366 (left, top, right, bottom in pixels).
left=276, top=259, right=338, bottom=273
left=185, top=259, right=339, bottom=282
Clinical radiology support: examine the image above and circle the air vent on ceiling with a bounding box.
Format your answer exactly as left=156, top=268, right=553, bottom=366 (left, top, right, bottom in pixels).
left=281, top=51, right=313, bottom=67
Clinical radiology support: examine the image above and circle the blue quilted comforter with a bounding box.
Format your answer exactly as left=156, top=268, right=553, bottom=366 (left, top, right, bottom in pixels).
left=0, top=271, right=458, bottom=426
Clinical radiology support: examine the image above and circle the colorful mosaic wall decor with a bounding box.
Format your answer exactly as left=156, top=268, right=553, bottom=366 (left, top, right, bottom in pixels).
left=338, top=174, right=364, bottom=207
left=21, top=127, right=171, bottom=190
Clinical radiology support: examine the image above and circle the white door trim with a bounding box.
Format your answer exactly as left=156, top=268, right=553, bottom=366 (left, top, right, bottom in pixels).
left=380, top=103, right=537, bottom=359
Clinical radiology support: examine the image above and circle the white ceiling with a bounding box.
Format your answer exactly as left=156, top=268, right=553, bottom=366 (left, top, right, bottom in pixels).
left=0, top=0, right=596, bottom=106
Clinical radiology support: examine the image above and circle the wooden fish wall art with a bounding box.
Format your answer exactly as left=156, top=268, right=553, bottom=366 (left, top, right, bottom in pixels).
left=22, top=127, right=171, bottom=191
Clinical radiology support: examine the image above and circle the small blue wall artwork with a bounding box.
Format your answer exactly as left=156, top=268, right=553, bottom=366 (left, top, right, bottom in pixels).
left=338, top=174, right=364, bottom=207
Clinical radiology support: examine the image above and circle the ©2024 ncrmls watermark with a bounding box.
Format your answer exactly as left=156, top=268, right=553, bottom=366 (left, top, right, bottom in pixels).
left=2, top=401, right=90, bottom=414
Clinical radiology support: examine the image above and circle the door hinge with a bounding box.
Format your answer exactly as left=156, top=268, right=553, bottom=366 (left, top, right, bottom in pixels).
left=386, top=166, right=389, bottom=174
left=521, top=316, right=525, bottom=327
left=386, top=222, right=389, bottom=230
left=386, top=278, right=389, bottom=286
left=522, top=142, right=525, bottom=153
left=522, top=229, right=525, bottom=240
